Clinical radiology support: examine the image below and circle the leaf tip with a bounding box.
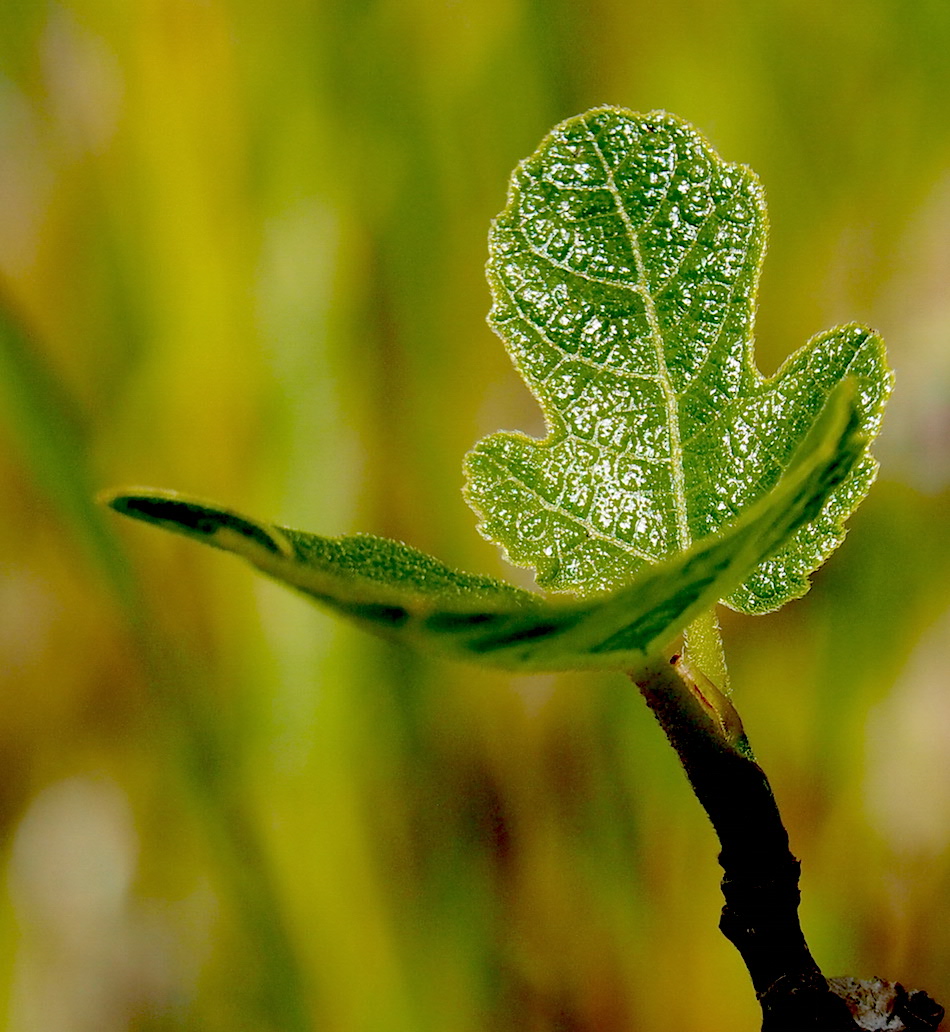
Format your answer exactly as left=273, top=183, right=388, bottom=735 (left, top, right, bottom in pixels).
left=99, top=488, right=293, bottom=560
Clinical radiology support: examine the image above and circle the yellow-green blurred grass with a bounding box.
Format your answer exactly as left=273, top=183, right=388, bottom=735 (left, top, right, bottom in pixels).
left=2, top=1, right=950, bottom=1029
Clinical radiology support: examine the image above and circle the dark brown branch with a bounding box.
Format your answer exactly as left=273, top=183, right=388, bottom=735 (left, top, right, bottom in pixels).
left=631, top=657, right=944, bottom=1032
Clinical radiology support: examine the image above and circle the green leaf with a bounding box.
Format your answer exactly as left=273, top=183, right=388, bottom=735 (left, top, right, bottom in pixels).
left=463, top=107, right=892, bottom=614
left=102, top=380, right=868, bottom=672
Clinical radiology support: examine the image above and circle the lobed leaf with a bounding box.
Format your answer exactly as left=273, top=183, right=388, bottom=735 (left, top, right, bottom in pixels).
left=104, top=379, right=866, bottom=672
left=464, top=107, right=892, bottom=613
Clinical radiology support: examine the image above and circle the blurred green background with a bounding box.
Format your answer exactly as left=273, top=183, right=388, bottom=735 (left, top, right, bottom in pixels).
left=2, top=1, right=950, bottom=1029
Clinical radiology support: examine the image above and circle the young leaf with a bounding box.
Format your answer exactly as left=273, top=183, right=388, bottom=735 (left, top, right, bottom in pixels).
left=102, top=379, right=867, bottom=672
left=464, top=107, right=892, bottom=613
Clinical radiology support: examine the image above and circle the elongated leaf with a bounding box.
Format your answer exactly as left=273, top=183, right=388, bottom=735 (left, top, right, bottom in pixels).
left=464, top=108, right=892, bottom=613
left=104, top=380, right=865, bottom=672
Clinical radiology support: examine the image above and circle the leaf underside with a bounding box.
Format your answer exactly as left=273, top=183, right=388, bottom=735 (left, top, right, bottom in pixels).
left=104, top=380, right=867, bottom=672
left=463, top=107, right=891, bottom=613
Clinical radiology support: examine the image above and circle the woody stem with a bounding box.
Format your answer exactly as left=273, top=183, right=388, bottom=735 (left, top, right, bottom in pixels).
left=631, top=657, right=858, bottom=1030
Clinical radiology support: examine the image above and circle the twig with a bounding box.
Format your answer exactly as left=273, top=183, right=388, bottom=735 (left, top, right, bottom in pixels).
left=631, top=656, right=944, bottom=1031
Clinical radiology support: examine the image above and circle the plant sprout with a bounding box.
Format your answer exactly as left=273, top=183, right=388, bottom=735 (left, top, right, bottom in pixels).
left=104, top=108, right=942, bottom=1031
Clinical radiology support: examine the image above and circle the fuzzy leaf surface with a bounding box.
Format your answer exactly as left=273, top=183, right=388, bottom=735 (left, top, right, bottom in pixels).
left=103, top=382, right=865, bottom=671
left=464, top=107, right=891, bottom=613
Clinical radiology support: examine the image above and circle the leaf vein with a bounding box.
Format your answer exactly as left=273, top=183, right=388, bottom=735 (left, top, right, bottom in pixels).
left=493, top=266, right=664, bottom=386
left=486, top=463, right=659, bottom=565
left=582, top=116, right=692, bottom=553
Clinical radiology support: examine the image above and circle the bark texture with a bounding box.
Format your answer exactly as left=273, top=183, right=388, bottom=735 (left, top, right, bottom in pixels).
left=632, top=658, right=944, bottom=1032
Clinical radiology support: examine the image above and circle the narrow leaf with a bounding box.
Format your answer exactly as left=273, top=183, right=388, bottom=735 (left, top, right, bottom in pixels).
left=464, top=107, right=892, bottom=613
left=103, top=379, right=865, bottom=672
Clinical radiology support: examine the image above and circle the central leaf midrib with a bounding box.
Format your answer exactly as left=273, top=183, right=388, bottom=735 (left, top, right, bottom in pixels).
left=584, top=120, right=692, bottom=555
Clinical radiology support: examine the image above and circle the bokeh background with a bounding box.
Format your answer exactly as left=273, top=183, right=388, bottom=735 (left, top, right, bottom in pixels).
left=2, top=1, right=950, bottom=1029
